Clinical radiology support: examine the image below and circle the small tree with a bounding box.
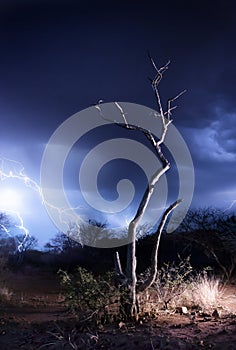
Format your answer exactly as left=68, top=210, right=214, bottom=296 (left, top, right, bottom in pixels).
left=79, top=220, right=113, bottom=247
left=14, top=234, right=38, bottom=263
left=59, top=57, right=186, bottom=320
left=16, top=234, right=38, bottom=252
left=44, top=232, right=81, bottom=254
left=109, top=56, right=184, bottom=318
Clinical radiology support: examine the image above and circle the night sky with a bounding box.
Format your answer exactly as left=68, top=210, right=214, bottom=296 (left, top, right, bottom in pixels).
left=0, top=0, right=235, bottom=247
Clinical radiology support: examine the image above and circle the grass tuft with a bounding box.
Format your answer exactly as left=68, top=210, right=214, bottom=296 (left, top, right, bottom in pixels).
left=192, top=274, right=224, bottom=311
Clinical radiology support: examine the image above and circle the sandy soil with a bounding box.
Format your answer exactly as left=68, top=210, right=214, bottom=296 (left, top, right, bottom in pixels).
left=0, top=268, right=236, bottom=349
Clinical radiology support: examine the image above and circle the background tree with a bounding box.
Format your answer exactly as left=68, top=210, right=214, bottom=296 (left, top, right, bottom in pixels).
left=14, top=234, right=38, bottom=264
left=44, top=232, right=81, bottom=254
left=0, top=212, right=38, bottom=265
left=79, top=220, right=114, bottom=247
left=17, top=234, right=38, bottom=252
left=175, top=207, right=236, bottom=280
left=0, top=212, right=16, bottom=262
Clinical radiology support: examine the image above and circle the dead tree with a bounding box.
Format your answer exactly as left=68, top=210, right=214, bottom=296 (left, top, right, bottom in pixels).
left=110, top=56, right=184, bottom=318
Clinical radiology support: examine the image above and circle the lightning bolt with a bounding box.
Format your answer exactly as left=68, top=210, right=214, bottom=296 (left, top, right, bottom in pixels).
left=0, top=220, right=10, bottom=236
left=0, top=209, right=29, bottom=252
left=224, top=199, right=236, bottom=212
left=0, top=157, right=42, bottom=194
left=0, top=156, right=41, bottom=251
left=0, top=156, right=83, bottom=249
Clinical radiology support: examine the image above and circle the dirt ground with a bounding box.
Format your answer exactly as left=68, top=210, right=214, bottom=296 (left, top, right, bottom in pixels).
left=0, top=268, right=236, bottom=350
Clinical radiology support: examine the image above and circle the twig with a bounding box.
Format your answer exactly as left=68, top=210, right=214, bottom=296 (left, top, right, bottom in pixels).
left=150, top=338, right=155, bottom=350
left=167, top=89, right=186, bottom=120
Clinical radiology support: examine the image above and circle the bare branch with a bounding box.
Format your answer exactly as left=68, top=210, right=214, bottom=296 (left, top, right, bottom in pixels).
left=148, top=51, right=170, bottom=77
left=137, top=199, right=182, bottom=293
left=114, top=102, right=128, bottom=125
left=169, top=89, right=187, bottom=103
left=147, top=50, right=159, bottom=73
left=167, top=89, right=187, bottom=120
left=164, top=105, right=177, bottom=117
left=149, top=56, right=170, bottom=119
left=96, top=101, right=169, bottom=166
left=114, top=251, right=126, bottom=281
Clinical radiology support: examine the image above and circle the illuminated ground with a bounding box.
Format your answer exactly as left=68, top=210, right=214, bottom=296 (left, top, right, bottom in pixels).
left=0, top=268, right=236, bottom=349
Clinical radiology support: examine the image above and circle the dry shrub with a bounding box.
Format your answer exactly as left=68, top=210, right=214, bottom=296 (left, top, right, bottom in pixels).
left=141, top=257, right=226, bottom=315
left=139, top=256, right=194, bottom=312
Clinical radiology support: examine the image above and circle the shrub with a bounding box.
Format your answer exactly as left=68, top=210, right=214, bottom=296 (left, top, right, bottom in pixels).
left=139, top=256, right=221, bottom=314
left=58, top=267, right=121, bottom=322
left=152, top=256, right=194, bottom=310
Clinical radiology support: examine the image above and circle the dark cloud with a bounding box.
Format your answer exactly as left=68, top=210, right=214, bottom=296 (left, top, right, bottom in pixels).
left=0, top=0, right=235, bottom=245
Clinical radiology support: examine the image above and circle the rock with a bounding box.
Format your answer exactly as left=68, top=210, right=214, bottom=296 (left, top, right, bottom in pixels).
left=181, top=306, right=188, bottom=315
left=118, top=321, right=126, bottom=329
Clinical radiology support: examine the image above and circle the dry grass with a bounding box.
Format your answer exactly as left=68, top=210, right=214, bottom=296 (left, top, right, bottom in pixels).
left=192, top=275, right=224, bottom=311
left=0, top=285, right=13, bottom=301
left=146, top=272, right=227, bottom=315
left=171, top=274, right=225, bottom=313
